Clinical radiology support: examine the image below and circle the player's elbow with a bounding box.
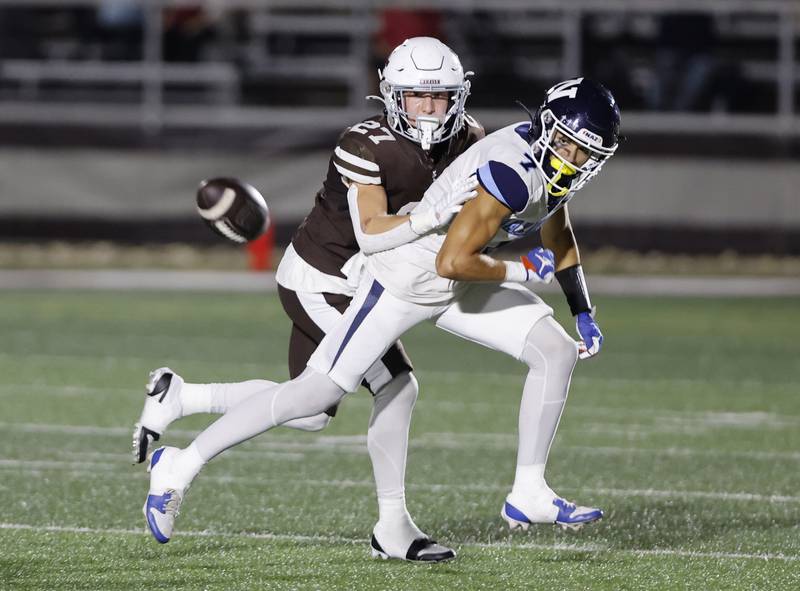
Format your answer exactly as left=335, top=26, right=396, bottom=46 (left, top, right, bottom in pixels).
left=436, top=251, right=461, bottom=279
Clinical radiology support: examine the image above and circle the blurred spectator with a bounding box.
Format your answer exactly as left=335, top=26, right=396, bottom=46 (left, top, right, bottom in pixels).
left=370, top=7, right=445, bottom=93
left=96, top=0, right=142, bottom=60
left=374, top=7, right=445, bottom=62
left=163, top=8, right=215, bottom=62
left=646, top=13, right=719, bottom=111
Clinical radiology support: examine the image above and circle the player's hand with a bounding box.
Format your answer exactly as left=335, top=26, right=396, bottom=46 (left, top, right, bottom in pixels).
left=409, top=176, right=478, bottom=235
left=576, top=310, right=603, bottom=359
left=521, top=247, right=555, bottom=283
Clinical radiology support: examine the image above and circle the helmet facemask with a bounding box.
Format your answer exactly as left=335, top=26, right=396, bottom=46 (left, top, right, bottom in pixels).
left=378, top=77, right=471, bottom=151
left=531, top=108, right=617, bottom=200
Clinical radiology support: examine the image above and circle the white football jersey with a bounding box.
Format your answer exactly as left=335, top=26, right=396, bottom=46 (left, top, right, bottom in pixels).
left=367, top=122, right=552, bottom=303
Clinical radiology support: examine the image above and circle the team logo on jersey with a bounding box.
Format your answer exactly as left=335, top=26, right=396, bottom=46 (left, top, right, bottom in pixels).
left=501, top=219, right=536, bottom=238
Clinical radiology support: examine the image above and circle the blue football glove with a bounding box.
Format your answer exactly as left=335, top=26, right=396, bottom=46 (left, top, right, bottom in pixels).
left=576, top=310, right=603, bottom=359
left=520, top=247, right=555, bottom=283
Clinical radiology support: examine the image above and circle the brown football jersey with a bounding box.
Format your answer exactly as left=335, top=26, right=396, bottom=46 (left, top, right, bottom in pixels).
left=292, top=113, right=485, bottom=279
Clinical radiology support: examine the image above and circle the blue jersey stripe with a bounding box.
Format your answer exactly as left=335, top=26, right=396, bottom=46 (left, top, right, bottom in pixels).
left=477, top=160, right=528, bottom=213
left=330, top=279, right=384, bottom=370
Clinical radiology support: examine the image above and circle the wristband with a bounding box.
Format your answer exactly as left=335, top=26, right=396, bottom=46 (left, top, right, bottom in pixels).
left=504, top=261, right=529, bottom=283
left=555, top=264, right=592, bottom=315
left=409, top=209, right=437, bottom=235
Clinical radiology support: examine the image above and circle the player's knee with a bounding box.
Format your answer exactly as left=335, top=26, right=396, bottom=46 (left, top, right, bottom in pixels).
left=294, top=367, right=347, bottom=410
left=392, top=371, right=419, bottom=403
left=522, top=317, right=578, bottom=375
left=284, top=412, right=331, bottom=432
left=550, top=325, right=579, bottom=371
left=368, top=371, right=418, bottom=441
left=374, top=371, right=418, bottom=403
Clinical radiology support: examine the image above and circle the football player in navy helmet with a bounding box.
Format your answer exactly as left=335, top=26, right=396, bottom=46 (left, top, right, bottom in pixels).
left=137, top=77, right=622, bottom=556
left=134, top=37, right=484, bottom=562
left=525, top=77, right=621, bottom=201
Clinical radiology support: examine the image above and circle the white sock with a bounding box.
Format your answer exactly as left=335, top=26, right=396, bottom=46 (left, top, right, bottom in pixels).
left=510, top=464, right=551, bottom=499
left=192, top=368, right=345, bottom=462
left=373, top=496, right=424, bottom=555
left=368, top=373, right=418, bottom=522
left=180, top=379, right=330, bottom=431
left=514, top=317, right=578, bottom=498
left=172, top=442, right=206, bottom=489
left=180, top=380, right=273, bottom=416
left=376, top=495, right=412, bottom=527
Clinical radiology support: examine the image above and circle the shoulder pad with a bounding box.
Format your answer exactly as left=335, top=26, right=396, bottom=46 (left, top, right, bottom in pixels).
left=476, top=160, right=528, bottom=213
left=463, top=112, right=486, bottom=140
left=334, top=132, right=382, bottom=185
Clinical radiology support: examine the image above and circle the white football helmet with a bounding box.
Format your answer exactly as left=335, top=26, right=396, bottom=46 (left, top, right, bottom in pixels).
left=372, top=37, right=471, bottom=150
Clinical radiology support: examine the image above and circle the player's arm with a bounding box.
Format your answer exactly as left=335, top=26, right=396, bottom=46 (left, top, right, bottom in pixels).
left=540, top=205, right=579, bottom=270
left=541, top=204, right=603, bottom=359
left=347, top=179, right=478, bottom=254
left=438, top=159, right=555, bottom=284
left=351, top=182, right=410, bottom=234
left=436, top=186, right=514, bottom=281
left=335, top=132, right=418, bottom=254
left=336, top=127, right=478, bottom=254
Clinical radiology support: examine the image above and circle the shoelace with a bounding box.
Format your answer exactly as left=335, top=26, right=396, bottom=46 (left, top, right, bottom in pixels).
left=559, top=499, right=577, bottom=510
left=164, top=491, right=181, bottom=517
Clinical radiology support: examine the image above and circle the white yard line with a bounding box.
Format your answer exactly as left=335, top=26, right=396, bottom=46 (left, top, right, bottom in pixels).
left=2, top=461, right=799, bottom=504
left=0, top=352, right=283, bottom=374
left=0, top=354, right=795, bottom=388
left=2, top=422, right=799, bottom=460
left=0, top=522, right=796, bottom=563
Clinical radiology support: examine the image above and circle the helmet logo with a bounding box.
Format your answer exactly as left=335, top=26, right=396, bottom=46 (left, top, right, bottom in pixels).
left=419, top=79, right=441, bottom=85
left=576, top=128, right=602, bottom=146
left=547, top=77, right=583, bottom=102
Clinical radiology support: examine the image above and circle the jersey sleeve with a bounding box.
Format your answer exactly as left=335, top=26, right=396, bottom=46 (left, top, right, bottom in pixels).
left=333, top=132, right=383, bottom=186
left=476, top=160, right=529, bottom=213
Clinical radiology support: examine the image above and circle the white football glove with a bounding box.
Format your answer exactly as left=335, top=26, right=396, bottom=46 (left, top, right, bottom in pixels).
left=409, top=176, right=479, bottom=235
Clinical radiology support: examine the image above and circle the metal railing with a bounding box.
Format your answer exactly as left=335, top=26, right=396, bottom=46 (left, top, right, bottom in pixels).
left=0, top=0, right=796, bottom=136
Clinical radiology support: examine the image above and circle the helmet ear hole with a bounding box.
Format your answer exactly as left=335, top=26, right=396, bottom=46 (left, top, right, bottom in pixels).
left=379, top=80, right=392, bottom=98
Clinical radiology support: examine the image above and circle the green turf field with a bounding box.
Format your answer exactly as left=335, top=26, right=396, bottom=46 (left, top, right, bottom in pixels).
left=0, top=290, right=797, bottom=590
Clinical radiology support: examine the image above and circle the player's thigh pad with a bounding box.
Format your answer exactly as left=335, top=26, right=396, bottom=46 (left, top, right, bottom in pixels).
left=307, top=276, right=435, bottom=392
left=434, top=282, right=554, bottom=360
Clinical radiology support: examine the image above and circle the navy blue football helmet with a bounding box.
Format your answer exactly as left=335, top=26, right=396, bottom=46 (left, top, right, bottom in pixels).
left=527, top=78, right=621, bottom=198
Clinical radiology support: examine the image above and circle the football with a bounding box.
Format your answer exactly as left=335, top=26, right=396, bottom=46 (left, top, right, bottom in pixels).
left=196, top=177, right=270, bottom=243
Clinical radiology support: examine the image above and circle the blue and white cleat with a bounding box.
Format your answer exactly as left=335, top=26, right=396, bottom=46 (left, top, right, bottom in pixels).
left=142, top=446, right=185, bottom=543
left=501, top=495, right=603, bottom=531
left=132, top=368, right=184, bottom=464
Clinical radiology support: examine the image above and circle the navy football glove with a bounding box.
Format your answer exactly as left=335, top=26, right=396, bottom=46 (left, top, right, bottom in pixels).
left=576, top=310, right=603, bottom=360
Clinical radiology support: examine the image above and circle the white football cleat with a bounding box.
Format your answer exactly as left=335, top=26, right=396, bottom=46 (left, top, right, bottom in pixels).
left=142, top=446, right=186, bottom=543
left=132, top=367, right=184, bottom=464
left=369, top=523, right=456, bottom=563
left=501, top=493, right=603, bottom=531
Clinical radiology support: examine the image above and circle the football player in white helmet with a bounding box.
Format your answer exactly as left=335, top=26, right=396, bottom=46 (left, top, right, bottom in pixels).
left=138, top=77, right=622, bottom=557
left=374, top=36, right=473, bottom=151
left=133, top=37, right=484, bottom=562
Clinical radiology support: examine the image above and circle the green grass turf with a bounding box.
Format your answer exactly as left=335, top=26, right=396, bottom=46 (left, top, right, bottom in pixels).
left=0, top=291, right=797, bottom=590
